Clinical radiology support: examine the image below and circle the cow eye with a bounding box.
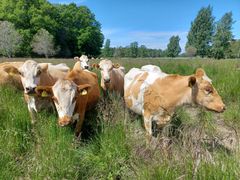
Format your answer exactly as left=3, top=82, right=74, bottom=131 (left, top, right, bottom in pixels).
left=52, top=96, right=59, bottom=104
left=18, top=71, right=23, bottom=76
left=205, top=87, right=213, bottom=95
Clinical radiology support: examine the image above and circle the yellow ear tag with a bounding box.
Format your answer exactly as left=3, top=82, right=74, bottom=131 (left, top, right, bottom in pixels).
left=41, top=91, right=48, bottom=97
left=81, top=89, right=88, bottom=95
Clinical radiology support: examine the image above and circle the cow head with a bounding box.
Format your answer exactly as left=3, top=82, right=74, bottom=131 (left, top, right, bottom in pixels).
left=189, top=68, right=226, bottom=113
left=74, top=55, right=90, bottom=70
left=36, top=79, right=90, bottom=126
left=4, top=60, right=48, bottom=94
left=94, top=60, right=120, bottom=83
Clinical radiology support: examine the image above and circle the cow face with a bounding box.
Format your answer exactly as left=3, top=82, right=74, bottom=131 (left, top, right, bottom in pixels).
left=74, top=55, right=90, bottom=70
left=98, top=60, right=120, bottom=83
left=4, top=60, right=48, bottom=94
left=36, top=79, right=90, bottom=126
left=189, top=68, right=226, bottom=113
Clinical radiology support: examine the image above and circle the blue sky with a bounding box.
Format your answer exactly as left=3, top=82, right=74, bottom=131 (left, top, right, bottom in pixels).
left=49, top=0, right=240, bottom=51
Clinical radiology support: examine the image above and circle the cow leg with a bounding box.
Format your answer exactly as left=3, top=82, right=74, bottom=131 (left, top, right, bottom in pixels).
left=75, top=112, right=85, bottom=137
left=143, top=111, right=153, bottom=144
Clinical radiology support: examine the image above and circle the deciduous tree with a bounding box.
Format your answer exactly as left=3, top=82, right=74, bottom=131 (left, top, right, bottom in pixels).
left=166, top=36, right=181, bottom=57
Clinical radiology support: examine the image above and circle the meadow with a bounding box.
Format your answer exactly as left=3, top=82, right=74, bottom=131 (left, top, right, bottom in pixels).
left=0, top=58, right=239, bottom=179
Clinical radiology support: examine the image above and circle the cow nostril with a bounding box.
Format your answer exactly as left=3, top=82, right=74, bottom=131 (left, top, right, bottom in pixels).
left=104, top=79, right=110, bottom=83
left=223, top=106, right=226, bottom=111
left=85, top=66, right=89, bottom=69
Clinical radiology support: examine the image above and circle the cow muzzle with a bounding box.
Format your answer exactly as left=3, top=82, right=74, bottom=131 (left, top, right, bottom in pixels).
left=25, top=87, right=36, bottom=94
left=58, top=115, right=72, bottom=126
left=104, top=78, right=110, bottom=83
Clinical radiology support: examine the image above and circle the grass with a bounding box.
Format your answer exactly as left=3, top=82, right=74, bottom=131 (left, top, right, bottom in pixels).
left=0, top=58, right=239, bottom=179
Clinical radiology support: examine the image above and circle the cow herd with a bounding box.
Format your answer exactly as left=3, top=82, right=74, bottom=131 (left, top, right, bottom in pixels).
left=0, top=55, right=226, bottom=141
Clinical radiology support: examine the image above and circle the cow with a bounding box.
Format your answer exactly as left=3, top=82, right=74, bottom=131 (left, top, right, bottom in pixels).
left=93, top=59, right=125, bottom=96
left=0, top=62, right=24, bottom=89
left=73, top=55, right=90, bottom=70
left=4, top=60, right=70, bottom=122
left=124, top=65, right=226, bottom=142
left=35, top=63, right=100, bottom=136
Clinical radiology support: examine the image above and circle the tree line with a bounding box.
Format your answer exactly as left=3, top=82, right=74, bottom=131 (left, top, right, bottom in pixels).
left=102, top=36, right=181, bottom=58
left=0, top=0, right=104, bottom=58
left=103, top=6, right=239, bottom=59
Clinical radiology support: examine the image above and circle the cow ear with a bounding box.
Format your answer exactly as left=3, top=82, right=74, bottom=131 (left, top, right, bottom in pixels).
left=39, top=63, right=48, bottom=72
left=35, top=86, right=53, bottom=97
left=195, top=68, right=206, bottom=78
left=77, top=84, right=91, bottom=96
left=3, top=66, right=20, bottom=75
left=113, top=63, right=120, bottom=68
left=74, top=56, right=79, bottom=61
left=91, top=63, right=99, bottom=69
left=188, top=76, right=196, bottom=87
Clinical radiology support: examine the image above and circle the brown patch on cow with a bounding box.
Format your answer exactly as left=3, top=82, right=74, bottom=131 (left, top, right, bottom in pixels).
left=132, top=72, right=148, bottom=99
left=125, top=98, right=133, bottom=108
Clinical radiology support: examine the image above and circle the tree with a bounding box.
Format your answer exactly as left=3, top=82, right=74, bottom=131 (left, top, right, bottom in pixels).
left=186, top=6, right=214, bottom=57
left=102, top=39, right=111, bottom=57
left=129, top=41, right=138, bottom=58
left=186, top=46, right=197, bottom=57
left=166, top=36, right=181, bottom=57
left=138, top=45, right=147, bottom=57
left=212, top=12, right=234, bottom=59
left=0, top=21, right=22, bottom=57
left=31, top=28, right=57, bottom=58
left=230, top=40, right=240, bottom=58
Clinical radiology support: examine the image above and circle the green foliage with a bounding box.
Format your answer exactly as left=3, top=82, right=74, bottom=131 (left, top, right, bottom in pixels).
left=186, top=5, right=214, bottom=57
left=0, top=0, right=103, bottom=57
left=230, top=40, right=240, bottom=58
left=186, top=46, right=197, bottom=57
left=212, top=12, right=234, bottom=59
left=0, top=21, right=22, bottom=57
left=129, top=41, right=138, bottom=58
left=102, top=39, right=112, bottom=57
left=166, top=35, right=181, bottom=57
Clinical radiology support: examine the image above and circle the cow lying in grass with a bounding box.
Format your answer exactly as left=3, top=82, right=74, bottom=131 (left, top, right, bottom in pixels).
left=124, top=65, right=226, bottom=142
left=92, top=59, right=125, bottom=96
left=0, top=62, right=24, bottom=89
left=4, top=60, right=70, bottom=122
left=35, top=62, right=100, bottom=136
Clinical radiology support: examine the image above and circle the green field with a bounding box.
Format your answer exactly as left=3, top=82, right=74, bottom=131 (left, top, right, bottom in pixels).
left=0, top=58, right=239, bottom=179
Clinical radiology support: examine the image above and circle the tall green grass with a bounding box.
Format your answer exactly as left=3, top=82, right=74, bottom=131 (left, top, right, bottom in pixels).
left=0, top=58, right=239, bottom=179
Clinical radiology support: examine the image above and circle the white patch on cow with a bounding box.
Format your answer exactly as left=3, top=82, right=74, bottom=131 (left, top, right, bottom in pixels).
left=27, top=96, right=37, bottom=112
left=72, top=113, right=79, bottom=122
left=141, top=64, right=162, bottom=73
left=124, top=66, right=168, bottom=116
left=203, top=74, right=212, bottom=83
left=52, top=79, right=78, bottom=118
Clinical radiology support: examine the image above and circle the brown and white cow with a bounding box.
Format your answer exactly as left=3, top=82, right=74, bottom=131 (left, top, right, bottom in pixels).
left=93, top=59, right=125, bottom=96
left=35, top=63, right=100, bottom=136
left=4, top=60, right=70, bottom=122
left=73, top=55, right=90, bottom=70
left=124, top=65, right=226, bottom=142
left=0, top=62, right=24, bottom=89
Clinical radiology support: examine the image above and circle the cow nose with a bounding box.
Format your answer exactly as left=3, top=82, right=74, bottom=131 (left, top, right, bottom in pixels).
left=222, top=105, right=226, bottom=111
left=25, top=87, right=36, bottom=94
left=58, top=116, right=72, bottom=126
left=104, top=79, right=110, bottom=83
left=84, top=66, right=89, bottom=69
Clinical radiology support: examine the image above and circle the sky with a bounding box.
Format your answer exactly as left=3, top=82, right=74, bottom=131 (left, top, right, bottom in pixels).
left=49, top=0, right=240, bottom=51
